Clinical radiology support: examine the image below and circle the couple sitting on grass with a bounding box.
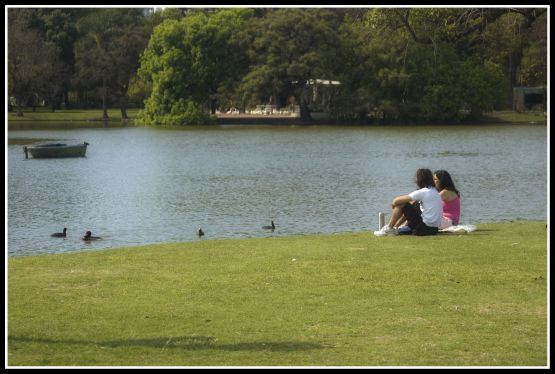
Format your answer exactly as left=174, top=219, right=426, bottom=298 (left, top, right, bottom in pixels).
left=374, top=168, right=460, bottom=237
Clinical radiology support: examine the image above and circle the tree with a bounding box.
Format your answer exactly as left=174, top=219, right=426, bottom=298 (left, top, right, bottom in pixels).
left=519, top=14, right=547, bottom=87
left=40, top=8, right=83, bottom=109
left=137, top=8, right=253, bottom=125
left=74, top=8, right=150, bottom=120
left=7, top=9, right=64, bottom=116
left=393, top=8, right=547, bottom=108
left=240, top=9, right=343, bottom=120
left=327, top=10, right=382, bottom=123
left=481, top=9, right=547, bottom=106
left=335, top=7, right=536, bottom=123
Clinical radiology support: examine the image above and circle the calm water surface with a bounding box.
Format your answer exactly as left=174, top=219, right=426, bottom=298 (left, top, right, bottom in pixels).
left=7, top=124, right=548, bottom=256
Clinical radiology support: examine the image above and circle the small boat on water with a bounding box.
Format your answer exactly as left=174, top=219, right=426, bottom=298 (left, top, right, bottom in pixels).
left=24, top=141, right=89, bottom=159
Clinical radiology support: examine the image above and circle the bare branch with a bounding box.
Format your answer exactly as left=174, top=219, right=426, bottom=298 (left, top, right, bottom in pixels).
left=393, top=8, right=431, bottom=44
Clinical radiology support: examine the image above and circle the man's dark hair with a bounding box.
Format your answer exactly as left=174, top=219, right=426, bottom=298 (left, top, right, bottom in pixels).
left=415, top=168, right=434, bottom=189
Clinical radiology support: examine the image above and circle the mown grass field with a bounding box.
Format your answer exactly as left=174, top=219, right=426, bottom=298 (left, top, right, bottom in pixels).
left=7, top=108, right=140, bottom=132
left=480, top=110, right=547, bottom=124
left=7, top=108, right=140, bottom=123
left=7, top=221, right=547, bottom=367
left=7, top=108, right=547, bottom=130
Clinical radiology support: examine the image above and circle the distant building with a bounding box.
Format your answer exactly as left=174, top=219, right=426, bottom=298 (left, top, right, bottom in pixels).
left=513, top=86, right=546, bottom=112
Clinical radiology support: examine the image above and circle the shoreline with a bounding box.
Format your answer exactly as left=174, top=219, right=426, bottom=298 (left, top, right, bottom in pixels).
left=8, top=117, right=547, bottom=130
left=7, top=220, right=547, bottom=258
left=7, top=109, right=547, bottom=129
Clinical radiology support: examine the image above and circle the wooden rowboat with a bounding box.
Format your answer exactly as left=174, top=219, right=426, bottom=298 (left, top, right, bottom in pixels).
left=24, top=141, right=89, bottom=158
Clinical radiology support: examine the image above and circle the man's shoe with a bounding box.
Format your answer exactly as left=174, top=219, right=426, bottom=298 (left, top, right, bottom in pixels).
left=373, top=225, right=398, bottom=237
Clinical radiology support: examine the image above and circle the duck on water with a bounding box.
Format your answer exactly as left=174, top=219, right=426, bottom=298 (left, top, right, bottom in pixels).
left=51, top=228, right=67, bottom=237
left=82, top=231, right=101, bottom=241
left=262, top=221, right=275, bottom=231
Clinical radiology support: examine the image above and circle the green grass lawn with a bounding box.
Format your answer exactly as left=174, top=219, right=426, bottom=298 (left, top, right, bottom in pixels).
left=481, top=110, right=547, bottom=124
left=7, top=221, right=547, bottom=367
left=7, top=108, right=546, bottom=130
left=7, top=108, right=140, bottom=130
left=7, top=108, right=140, bottom=122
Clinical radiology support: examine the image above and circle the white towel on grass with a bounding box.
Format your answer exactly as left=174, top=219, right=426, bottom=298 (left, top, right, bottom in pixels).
left=439, top=224, right=477, bottom=233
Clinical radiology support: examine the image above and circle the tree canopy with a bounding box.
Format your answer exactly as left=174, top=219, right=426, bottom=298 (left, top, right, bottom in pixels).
left=137, top=8, right=254, bottom=125
left=7, top=7, right=547, bottom=124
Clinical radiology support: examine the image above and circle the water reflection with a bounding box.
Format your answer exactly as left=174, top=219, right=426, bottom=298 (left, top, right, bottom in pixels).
left=7, top=124, right=547, bottom=256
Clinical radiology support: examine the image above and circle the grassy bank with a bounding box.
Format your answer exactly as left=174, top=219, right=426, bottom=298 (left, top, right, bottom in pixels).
left=480, top=110, right=547, bottom=124
left=7, top=221, right=547, bottom=367
left=7, top=108, right=140, bottom=130
left=7, top=108, right=546, bottom=130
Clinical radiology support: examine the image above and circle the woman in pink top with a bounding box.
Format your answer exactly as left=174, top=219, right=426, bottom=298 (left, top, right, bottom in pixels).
left=433, top=170, right=460, bottom=229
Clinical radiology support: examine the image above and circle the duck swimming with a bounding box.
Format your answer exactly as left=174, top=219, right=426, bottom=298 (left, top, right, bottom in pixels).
left=197, top=228, right=205, bottom=237
left=82, top=230, right=101, bottom=241
left=51, top=228, right=67, bottom=237
left=262, top=221, right=275, bottom=231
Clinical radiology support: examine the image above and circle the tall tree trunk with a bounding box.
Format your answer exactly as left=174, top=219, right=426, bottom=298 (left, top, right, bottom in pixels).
left=299, top=90, right=312, bottom=120
left=63, top=88, right=69, bottom=109
left=295, top=85, right=312, bottom=120
left=120, top=94, right=128, bottom=120
left=508, top=49, right=523, bottom=106
left=14, top=93, right=24, bottom=116
left=273, top=89, right=280, bottom=109
left=119, top=84, right=130, bottom=120
left=102, top=77, right=109, bottom=120
left=300, top=102, right=312, bottom=120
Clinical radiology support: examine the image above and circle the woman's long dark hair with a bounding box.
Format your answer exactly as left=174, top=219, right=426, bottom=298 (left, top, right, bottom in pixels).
left=415, top=168, right=434, bottom=189
left=434, top=170, right=460, bottom=196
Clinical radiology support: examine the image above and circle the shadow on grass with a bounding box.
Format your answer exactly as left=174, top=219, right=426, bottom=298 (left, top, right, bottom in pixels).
left=9, top=335, right=326, bottom=352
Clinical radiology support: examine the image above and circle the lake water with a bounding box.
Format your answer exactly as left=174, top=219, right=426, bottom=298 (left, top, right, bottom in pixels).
left=7, top=124, right=548, bottom=256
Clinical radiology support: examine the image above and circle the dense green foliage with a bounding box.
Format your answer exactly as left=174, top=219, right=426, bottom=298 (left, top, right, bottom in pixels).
left=74, top=9, right=151, bottom=120
left=8, top=222, right=547, bottom=366
left=237, top=9, right=344, bottom=120
left=8, top=7, right=547, bottom=125
left=137, top=9, right=252, bottom=126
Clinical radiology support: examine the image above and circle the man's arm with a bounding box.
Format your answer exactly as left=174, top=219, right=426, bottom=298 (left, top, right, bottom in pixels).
left=391, top=195, right=412, bottom=209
